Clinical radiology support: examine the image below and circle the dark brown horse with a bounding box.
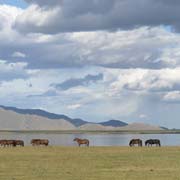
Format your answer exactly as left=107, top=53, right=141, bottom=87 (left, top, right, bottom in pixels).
left=0, top=140, right=9, bottom=147
left=129, top=139, right=142, bottom=147
left=13, top=140, right=24, bottom=147
left=145, top=139, right=161, bottom=147
left=31, top=139, right=49, bottom=146
left=0, top=140, right=18, bottom=147
left=73, top=138, right=89, bottom=147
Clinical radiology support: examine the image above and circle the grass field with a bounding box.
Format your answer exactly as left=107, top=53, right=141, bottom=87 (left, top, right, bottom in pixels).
left=0, top=146, right=180, bottom=180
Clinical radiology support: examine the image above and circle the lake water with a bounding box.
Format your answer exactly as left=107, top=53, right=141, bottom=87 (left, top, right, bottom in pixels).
left=0, top=132, right=180, bottom=146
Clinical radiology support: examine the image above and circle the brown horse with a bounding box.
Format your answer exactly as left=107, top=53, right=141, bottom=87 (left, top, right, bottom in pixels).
left=73, top=138, right=89, bottom=147
left=0, top=140, right=24, bottom=147
left=0, top=140, right=16, bottom=147
left=31, top=139, right=49, bottom=146
left=129, top=139, right=142, bottom=147
left=0, top=140, right=8, bottom=147
left=13, top=140, right=24, bottom=147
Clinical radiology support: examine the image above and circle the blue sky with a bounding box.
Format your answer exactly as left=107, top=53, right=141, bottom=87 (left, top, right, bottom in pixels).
left=0, top=0, right=27, bottom=8
left=0, top=0, right=180, bottom=128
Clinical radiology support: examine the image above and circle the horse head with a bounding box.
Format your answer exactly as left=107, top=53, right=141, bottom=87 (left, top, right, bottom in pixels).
left=73, top=138, right=78, bottom=141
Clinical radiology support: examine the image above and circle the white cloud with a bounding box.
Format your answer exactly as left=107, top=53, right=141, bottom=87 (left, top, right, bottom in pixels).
left=1, top=3, right=180, bottom=127
left=0, top=60, right=28, bottom=81
left=12, top=51, right=26, bottom=58
left=67, top=104, right=82, bottom=110
left=107, top=68, right=180, bottom=95
left=163, top=91, right=180, bottom=102
left=139, top=114, right=148, bottom=119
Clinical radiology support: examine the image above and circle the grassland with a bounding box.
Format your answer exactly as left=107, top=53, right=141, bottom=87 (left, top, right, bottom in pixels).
left=0, top=147, right=180, bottom=180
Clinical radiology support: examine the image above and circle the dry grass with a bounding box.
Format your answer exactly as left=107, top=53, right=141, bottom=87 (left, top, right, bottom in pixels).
left=0, top=146, right=180, bottom=180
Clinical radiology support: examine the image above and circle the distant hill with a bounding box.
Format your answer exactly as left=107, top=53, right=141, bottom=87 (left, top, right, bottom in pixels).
left=160, top=126, right=169, bottom=130
left=0, top=105, right=128, bottom=127
left=0, top=105, right=163, bottom=131
left=0, top=108, right=76, bottom=130
left=0, top=105, right=87, bottom=127
left=98, top=120, right=128, bottom=127
left=79, top=123, right=114, bottom=131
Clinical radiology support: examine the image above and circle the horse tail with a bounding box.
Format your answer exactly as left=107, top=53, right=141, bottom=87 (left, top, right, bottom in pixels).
left=129, top=140, right=132, bottom=146
left=87, top=141, right=89, bottom=147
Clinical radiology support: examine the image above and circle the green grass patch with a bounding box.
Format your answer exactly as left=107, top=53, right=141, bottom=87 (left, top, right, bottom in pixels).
left=0, top=147, right=180, bottom=179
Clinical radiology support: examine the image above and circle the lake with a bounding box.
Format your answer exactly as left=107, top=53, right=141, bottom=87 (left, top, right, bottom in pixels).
left=0, top=132, right=180, bottom=146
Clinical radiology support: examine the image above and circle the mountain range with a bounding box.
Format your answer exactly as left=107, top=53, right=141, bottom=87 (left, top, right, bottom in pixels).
left=0, top=105, right=163, bottom=131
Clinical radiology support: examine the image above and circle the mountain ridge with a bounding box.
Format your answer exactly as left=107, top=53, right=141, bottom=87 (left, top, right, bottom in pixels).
left=0, top=105, right=164, bottom=131
left=99, top=119, right=128, bottom=127
left=0, top=105, right=127, bottom=127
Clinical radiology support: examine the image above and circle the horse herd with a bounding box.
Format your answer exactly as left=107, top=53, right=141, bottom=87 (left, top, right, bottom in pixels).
left=129, top=139, right=161, bottom=147
left=0, top=139, right=49, bottom=147
left=0, top=138, right=161, bottom=147
left=73, top=138, right=161, bottom=147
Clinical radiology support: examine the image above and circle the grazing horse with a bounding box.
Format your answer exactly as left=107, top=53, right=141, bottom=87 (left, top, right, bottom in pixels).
left=13, top=140, right=24, bottom=147
left=145, top=139, right=161, bottom=147
left=129, top=139, right=142, bottom=147
left=0, top=140, right=15, bottom=147
left=0, top=140, right=8, bottom=147
left=73, top=138, right=89, bottom=147
left=31, top=139, right=49, bottom=146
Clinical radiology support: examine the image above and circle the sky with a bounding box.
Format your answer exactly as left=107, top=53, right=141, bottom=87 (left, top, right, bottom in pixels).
left=0, top=0, right=180, bottom=128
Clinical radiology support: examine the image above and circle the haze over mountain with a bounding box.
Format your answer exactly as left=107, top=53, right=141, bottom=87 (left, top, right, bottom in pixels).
left=0, top=105, right=163, bottom=131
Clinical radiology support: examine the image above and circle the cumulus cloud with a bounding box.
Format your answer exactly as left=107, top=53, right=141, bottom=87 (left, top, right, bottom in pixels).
left=13, top=0, right=180, bottom=34
left=0, top=60, right=29, bottom=81
left=3, top=24, right=180, bottom=70
left=108, top=68, right=180, bottom=95
left=1, top=3, right=180, bottom=127
left=0, top=5, right=180, bottom=70
left=163, top=91, right=180, bottom=102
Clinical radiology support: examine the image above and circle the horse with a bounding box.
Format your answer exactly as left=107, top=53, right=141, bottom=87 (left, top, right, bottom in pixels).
left=13, top=140, right=24, bottom=147
left=145, top=139, right=161, bottom=147
left=0, top=140, right=15, bottom=147
left=0, top=140, right=8, bottom=147
left=31, top=139, right=49, bottom=146
left=129, top=139, right=142, bottom=147
left=73, top=138, right=89, bottom=147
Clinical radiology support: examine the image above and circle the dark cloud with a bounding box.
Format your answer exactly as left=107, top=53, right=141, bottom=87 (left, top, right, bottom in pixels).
left=27, top=90, right=58, bottom=98
left=1, top=27, right=179, bottom=70
left=14, top=0, right=180, bottom=34
left=53, top=73, right=103, bottom=90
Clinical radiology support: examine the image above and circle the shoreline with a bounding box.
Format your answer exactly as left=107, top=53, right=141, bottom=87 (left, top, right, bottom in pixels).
left=0, top=129, right=179, bottom=134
